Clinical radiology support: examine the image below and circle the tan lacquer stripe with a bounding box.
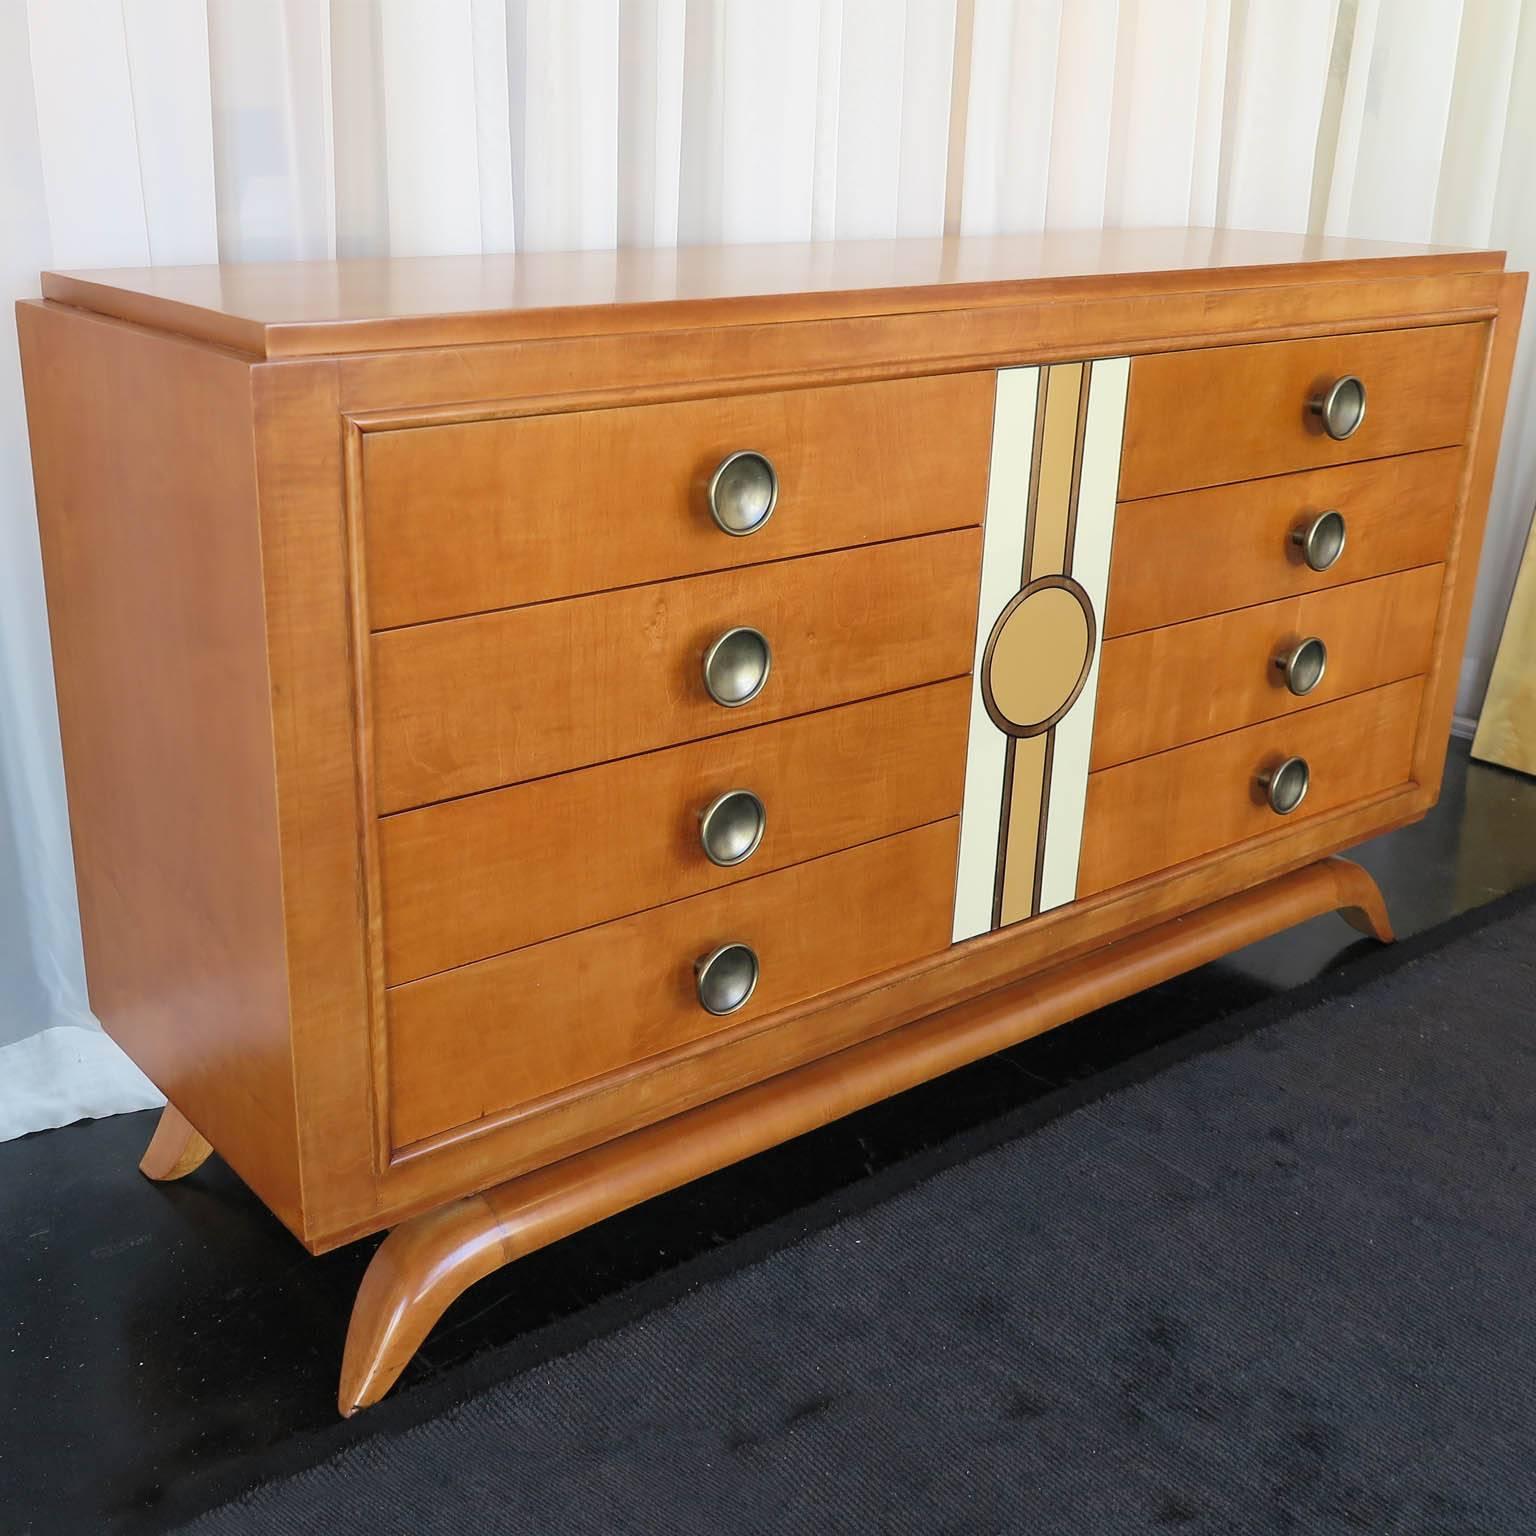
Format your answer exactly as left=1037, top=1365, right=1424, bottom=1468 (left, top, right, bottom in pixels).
left=1028, top=363, right=1083, bottom=581
left=1060, top=369, right=1093, bottom=576
left=998, top=733, right=1048, bottom=925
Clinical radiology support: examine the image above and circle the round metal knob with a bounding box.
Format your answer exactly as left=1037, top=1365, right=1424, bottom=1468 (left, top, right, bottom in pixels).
left=695, top=942, right=759, bottom=1016
left=708, top=451, right=778, bottom=536
left=1290, top=509, right=1347, bottom=572
left=702, top=626, right=771, bottom=707
left=1308, top=375, right=1367, bottom=440
left=1259, top=756, right=1311, bottom=815
left=1275, top=636, right=1328, bottom=697
left=699, top=789, right=766, bottom=867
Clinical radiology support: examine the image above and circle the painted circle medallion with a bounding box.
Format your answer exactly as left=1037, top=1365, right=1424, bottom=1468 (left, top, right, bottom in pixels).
left=981, top=577, right=1096, bottom=736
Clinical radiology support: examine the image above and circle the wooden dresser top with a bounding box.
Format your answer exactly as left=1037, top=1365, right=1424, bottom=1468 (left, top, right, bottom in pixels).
left=39, top=227, right=1503, bottom=362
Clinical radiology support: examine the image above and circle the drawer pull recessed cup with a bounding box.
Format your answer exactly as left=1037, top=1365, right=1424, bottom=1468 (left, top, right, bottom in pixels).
left=1259, top=755, right=1311, bottom=816
left=708, top=450, right=779, bottom=536
left=695, top=942, right=760, bottom=1016
left=699, top=789, right=767, bottom=867
left=1290, top=509, right=1347, bottom=572
left=1275, top=636, right=1328, bottom=697
left=702, top=625, right=772, bottom=707
left=1308, top=375, right=1367, bottom=440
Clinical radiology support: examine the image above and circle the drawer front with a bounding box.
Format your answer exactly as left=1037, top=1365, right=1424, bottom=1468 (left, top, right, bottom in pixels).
left=371, top=529, right=980, bottom=813
left=362, top=373, right=994, bottom=629
left=1119, top=324, right=1484, bottom=501
left=379, top=679, right=970, bottom=985
left=1078, top=677, right=1423, bottom=897
left=1105, top=449, right=1461, bottom=635
left=1092, top=565, right=1442, bottom=769
left=387, top=819, right=958, bottom=1147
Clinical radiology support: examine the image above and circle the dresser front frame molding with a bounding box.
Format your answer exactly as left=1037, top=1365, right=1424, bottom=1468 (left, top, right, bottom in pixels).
left=239, top=263, right=1525, bottom=1258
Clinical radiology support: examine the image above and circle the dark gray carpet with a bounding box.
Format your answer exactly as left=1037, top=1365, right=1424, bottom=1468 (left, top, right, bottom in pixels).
left=179, top=891, right=1536, bottom=1535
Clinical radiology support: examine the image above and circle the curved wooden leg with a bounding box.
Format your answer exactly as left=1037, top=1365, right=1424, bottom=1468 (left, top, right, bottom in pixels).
left=339, top=1195, right=508, bottom=1416
left=138, top=1103, right=213, bottom=1181
left=1323, top=856, right=1395, bottom=943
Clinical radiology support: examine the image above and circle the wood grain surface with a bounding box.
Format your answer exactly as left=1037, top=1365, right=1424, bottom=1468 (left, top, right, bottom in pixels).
left=362, top=373, right=992, bottom=628
left=137, top=1103, right=214, bottom=1182
left=1104, top=448, right=1463, bottom=635
left=1119, top=323, right=1485, bottom=499
left=1078, top=677, right=1425, bottom=897
left=335, top=270, right=1505, bottom=420
left=379, top=680, right=969, bottom=985
left=250, top=360, right=386, bottom=1232
left=371, top=529, right=981, bottom=813
left=387, top=820, right=959, bottom=1148
left=43, top=227, right=1501, bottom=359
left=16, top=301, right=302, bottom=1228
left=1093, top=565, right=1443, bottom=768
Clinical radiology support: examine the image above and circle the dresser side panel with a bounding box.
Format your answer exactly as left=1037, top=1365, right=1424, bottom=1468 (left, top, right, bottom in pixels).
left=16, top=300, right=302, bottom=1230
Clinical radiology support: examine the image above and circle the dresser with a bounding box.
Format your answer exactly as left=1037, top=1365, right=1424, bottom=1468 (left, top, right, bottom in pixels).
left=18, top=230, right=1524, bottom=1415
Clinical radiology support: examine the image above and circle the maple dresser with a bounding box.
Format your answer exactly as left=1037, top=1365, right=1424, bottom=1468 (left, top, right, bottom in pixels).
left=18, top=230, right=1523, bottom=1414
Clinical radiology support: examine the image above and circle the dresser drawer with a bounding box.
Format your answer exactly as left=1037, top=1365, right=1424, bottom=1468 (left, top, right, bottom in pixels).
left=386, top=819, right=959, bottom=1147
left=1119, top=324, right=1484, bottom=501
left=1092, top=565, right=1442, bottom=769
left=371, top=529, right=980, bottom=813
left=1105, top=449, right=1461, bottom=635
left=361, top=373, right=994, bottom=630
left=378, top=679, right=969, bottom=984
left=1078, top=677, right=1423, bottom=897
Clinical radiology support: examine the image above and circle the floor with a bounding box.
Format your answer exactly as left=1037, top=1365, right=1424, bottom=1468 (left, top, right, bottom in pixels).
left=5, top=742, right=1536, bottom=1535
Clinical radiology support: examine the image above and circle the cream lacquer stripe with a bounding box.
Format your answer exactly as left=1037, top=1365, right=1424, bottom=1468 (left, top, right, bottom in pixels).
left=1039, top=356, right=1129, bottom=912
left=952, top=365, right=1039, bottom=944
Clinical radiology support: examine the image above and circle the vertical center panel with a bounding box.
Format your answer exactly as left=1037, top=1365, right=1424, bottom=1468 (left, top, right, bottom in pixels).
left=952, top=358, right=1129, bottom=943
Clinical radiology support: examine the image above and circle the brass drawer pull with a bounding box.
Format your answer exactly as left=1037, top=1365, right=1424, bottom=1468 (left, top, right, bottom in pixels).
left=1275, top=636, right=1328, bottom=697
left=708, top=451, right=779, bottom=536
left=1309, top=375, right=1367, bottom=440
left=699, top=789, right=766, bottom=867
left=695, top=942, right=760, bottom=1015
left=1259, top=756, right=1310, bottom=815
left=702, top=626, right=772, bottom=707
left=1291, top=509, right=1347, bottom=572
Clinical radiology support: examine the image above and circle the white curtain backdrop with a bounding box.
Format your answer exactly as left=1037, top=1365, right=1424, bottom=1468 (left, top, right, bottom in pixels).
left=3, top=0, right=1534, bottom=1139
